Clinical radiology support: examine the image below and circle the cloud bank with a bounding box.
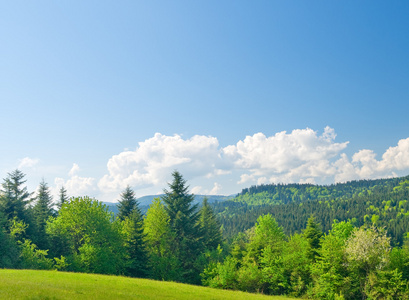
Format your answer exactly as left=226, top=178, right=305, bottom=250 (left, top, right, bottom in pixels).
left=22, top=127, right=409, bottom=200
left=94, top=127, right=409, bottom=198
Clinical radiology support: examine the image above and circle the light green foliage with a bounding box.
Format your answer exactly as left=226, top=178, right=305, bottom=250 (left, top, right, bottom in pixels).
left=202, top=256, right=239, bottom=289
left=19, top=239, right=54, bottom=270
left=246, top=214, right=285, bottom=261
left=281, top=233, right=311, bottom=297
left=46, top=197, right=125, bottom=275
left=365, top=269, right=409, bottom=299
left=310, top=220, right=355, bottom=299
left=143, top=198, right=182, bottom=281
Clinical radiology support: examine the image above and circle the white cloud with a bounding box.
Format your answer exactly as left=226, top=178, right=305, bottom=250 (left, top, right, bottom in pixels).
left=226, top=126, right=348, bottom=184
left=98, top=133, right=222, bottom=193
left=54, top=164, right=96, bottom=197
left=78, top=128, right=409, bottom=198
left=209, top=182, right=222, bottom=195
left=18, top=157, right=39, bottom=169
left=68, top=163, right=80, bottom=177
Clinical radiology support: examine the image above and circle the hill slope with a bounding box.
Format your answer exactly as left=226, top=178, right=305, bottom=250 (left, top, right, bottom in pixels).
left=0, top=269, right=294, bottom=300
left=213, top=176, right=409, bottom=244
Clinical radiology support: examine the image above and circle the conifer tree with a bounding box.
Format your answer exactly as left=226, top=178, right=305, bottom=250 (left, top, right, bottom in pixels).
left=303, top=215, right=323, bottom=261
left=161, top=171, right=202, bottom=283
left=32, top=180, right=54, bottom=249
left=57, top=186, right=69, bottom=210
left=116, top=186, right=147, bottom=277
left=199, top=197, right=222, bottom=250
left=116, top=185, right=138, bottom=221
left=0, top=169, right=32, bottom=228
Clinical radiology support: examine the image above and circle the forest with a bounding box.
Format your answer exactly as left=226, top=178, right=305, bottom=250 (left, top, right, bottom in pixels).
left=1, top=169, right=409, bottom=299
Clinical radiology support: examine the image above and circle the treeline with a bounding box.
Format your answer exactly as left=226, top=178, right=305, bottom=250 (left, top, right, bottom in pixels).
left=235, top=176, right=409, bottom=205
left=202, top=215, right=409, bottom=299
left=0, top=170, right=222, bottom=285
left=214, top=177, right=409, bottom=245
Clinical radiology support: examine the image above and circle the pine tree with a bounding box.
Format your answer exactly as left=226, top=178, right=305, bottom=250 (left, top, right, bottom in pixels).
left=32, top=180, right=54, bottom=249
left=303, top=215, right=323, bottom=261
left=57, top=186, right=69, bottom=210
left=0, top=169, right=32, bottom=228
left=199, top=197, right=222, bottom=250
left=161, top=171, right=202, bottom=283
left=116, top=186, right=147, bottom=277
left=116, top=185, right=138, bottom=221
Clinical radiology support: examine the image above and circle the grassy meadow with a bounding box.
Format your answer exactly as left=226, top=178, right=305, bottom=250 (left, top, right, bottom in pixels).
left=0, top=269, right=296, bottom=300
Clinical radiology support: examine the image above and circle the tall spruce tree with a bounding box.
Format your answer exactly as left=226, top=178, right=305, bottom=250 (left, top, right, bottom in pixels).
left=57, top=186, right=69, bottom=210
left=161, top=171, right=202, bottom=283
left=303, top=215, right=323, bottom=262
left=32, top=180, right=54, bottom=249
left=116, top=186, right=147, bottom=277
left=199, top=197, right=223, bottom=250
left=0, top=169, right=32, bottom=228
left=117, top=185, right=138, bottom=221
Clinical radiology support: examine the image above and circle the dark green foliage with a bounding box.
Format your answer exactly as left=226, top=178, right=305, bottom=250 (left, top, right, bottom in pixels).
left=32, top=180, right=54, bottom=250
left=57, top=186, right=69, bottom=211
left=116, top=186, right=147, bottom=277
left=161, top=171, right=203, bottom=283
left=214, top=175, right=409, bottom=245
left=116, top=185, right=138, bottom=221
left=303, top=216, right=322, bottom=261
left=0, top=213, right=20, bottom=268
left=0, top=169, right=32, bottom=228
left=120, top=208, right=147, bottom=277
left=199, top=197, right=223, bottom=251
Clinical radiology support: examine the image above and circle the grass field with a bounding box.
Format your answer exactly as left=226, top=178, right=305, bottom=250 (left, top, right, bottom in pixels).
left=0, top=269, right=296, bottom=299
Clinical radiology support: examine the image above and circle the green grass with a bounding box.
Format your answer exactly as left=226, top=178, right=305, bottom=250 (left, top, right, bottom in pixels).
left=0, top=269, right=296, bottom=300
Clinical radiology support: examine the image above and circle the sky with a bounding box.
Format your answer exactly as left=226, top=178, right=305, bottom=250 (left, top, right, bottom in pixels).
left=1, top=1, right=409, bottom=203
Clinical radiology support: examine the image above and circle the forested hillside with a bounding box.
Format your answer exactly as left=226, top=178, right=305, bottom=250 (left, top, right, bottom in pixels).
left=214, top=176, right=409, bottom=245
left=1, top=169, right=409, bottom=299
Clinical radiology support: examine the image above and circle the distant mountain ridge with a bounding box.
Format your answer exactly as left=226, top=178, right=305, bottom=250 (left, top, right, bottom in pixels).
left=103, top=194, right=234, bottom=216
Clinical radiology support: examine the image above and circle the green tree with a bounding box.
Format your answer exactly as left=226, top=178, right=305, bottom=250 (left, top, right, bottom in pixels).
left=32, top=180, right=54, bottom=249
left=161, top=171, right=202, bottom=283
left=311, top=220, right=356, bottom=299
left=0, top=170, right=32, bottom=228
left=119, top=208, right=147, bottom=278
left=46, top=197, right=125, bottom=275
left=116, top=185, right=138, bottom=221
left=57, top=186, right=69, bottom=210
left=143, top=198, right=182, bottom=281
left=303, top=215, right=323, bottom=262
left=199, top=197, right=222, bottom=251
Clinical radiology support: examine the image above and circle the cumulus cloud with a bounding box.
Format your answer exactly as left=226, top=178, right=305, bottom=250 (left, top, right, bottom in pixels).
left=55, top=163, right=96, bottom=197
left=226, top=126, right=348, bottom=184
left=18, top=157, right=39, bottom=169
left=68, top=163, right=80, bottom=177
left=94, top=128, right=409, bottom=197
left=98, top=133, right=222, bottom=193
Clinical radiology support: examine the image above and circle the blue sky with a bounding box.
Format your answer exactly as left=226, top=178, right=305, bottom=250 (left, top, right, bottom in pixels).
left=1, top=1, right=409, bottom=202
